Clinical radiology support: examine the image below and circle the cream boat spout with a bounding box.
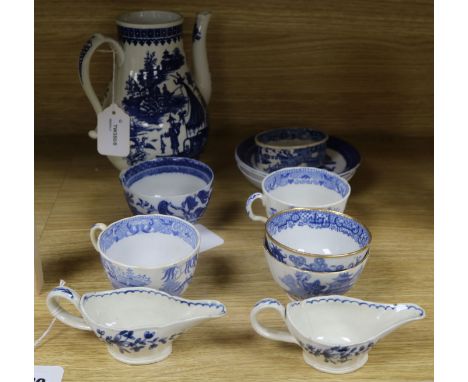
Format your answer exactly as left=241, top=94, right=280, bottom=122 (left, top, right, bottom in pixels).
left=192, top=11, right=212, bottom=105
left=370, top=303, right=426, bottom=342
left=167, top=299, right=227, bottom=333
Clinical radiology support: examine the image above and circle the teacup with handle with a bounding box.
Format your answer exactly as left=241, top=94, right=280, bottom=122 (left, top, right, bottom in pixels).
left=245, top=167, right=351, bottom=223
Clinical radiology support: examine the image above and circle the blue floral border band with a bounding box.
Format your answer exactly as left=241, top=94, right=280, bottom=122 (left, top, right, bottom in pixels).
left=118, top=25, right=183, bottom=46
left=266, top=209, right=371, bottom=248
left=263, top=167, right=349, bottom=197
left=121, top=157, right=213, bottom=189
left=98, top=215, right=199, bottom=253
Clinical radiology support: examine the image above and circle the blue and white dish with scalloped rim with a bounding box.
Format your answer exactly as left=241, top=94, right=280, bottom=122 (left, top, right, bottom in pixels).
left=235, top=135, right=361, bottom=188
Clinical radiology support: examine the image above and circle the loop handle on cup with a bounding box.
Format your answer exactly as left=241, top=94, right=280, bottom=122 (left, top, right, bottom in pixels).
left=90, top=223, right=107, bottom=252
left=245, top=192, right=267, bottom=223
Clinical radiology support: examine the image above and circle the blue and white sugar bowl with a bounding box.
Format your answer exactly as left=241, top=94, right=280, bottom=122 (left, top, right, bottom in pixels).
left=120, top=157, right=214, bottom=223
left=254, top=127, right=328, bottom=172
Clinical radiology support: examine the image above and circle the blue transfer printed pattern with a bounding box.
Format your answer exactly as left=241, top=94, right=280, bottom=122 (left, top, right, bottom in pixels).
left=98, top=215, right=199, bottom=253
left=53, top=287, right=75, bottom=299
left=256, top=129, right=327, bottom=172
left=121, top=49, right=208, bottom=166
left=121, top=157, right=213, bottom=186
left=101, top=257, right=151, bottom=288
left=266, top=209, right=370, bottom=248
left=267, top=241, right=367, bottom=272
left=268, top=242, right=287, bottom=263
left=118, top=25, right=183, bottom=46
left=78, top=36, right=94, bottom=83
left=159, top=255, right=198, bottom=295
left=299, top=340, right=374, bottom=364
left=157, top=189, right=211, bottom=223
left=96, top=328, right=181, bottom=354
left=263, top=167, right=349, bottom=197
left=257, top=128, right=326, bottom=146
left=236, top=135, right=360, bottom=176
left=124, top=189, right=212, bottom=223
left=121, top=158, right=213, bottom=222
left=257, top=146, right=326, bottom=173
left=280, top=267, right=364, bottom=299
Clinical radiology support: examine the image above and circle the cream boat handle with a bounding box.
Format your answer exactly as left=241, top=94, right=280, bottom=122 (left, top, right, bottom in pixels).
left=78, top=33, right=125, bottom=139
left=90, top=223, right=107, bottom=252
left=250, top=298, right=298, bottom=344
left=46, top=286, right=91, bottom=331
left=245, top=192, right=267, bottom=223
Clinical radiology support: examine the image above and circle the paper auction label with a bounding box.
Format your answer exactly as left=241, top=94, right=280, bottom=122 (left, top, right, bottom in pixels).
left=96, top=103, right=130, bottom=157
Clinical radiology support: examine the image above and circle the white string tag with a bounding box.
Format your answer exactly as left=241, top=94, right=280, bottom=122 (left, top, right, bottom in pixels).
left=34, top=280, right=66, bottom=348
left=96, top=49, right=130, bottom=157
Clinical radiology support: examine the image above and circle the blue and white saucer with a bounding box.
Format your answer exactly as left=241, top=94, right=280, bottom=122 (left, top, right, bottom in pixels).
left=235, top=135, right=361, bottom=189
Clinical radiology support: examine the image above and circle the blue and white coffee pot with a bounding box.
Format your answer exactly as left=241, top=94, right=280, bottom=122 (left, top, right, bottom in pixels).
left=79, top=11, right=211, bottom=170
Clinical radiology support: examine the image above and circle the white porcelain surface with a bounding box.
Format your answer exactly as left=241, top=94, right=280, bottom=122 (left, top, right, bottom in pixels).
left=250, top=296, right=425, bottom=374
left=131, top=173, right=207, bottom=196
left=47, top=285, right=226, bottom=364
left=265, top=208, right=371, bottom=272
left=264, top=245, right=368, bottom=300
left=90, top=214, right=201, bottom=296
left=246, top=167, right=350, bottom=223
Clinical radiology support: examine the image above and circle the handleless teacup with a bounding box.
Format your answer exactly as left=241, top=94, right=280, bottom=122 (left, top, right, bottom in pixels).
left=254, top=127, right=328, bottom=172
left=120, top=157, right=214, bottom=223
left=246, top=167, right=351, bottom=223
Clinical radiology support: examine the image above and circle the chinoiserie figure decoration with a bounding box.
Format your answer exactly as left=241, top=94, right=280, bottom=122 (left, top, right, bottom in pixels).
left=79, top=10, right=211, bottom=170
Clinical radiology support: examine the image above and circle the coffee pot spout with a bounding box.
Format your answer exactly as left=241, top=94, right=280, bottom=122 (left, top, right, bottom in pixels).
left=192, top=11, right=212, bottom=104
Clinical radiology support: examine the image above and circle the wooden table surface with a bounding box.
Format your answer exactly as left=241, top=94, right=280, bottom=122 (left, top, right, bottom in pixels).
left=34, top=132, right=433, bottom=381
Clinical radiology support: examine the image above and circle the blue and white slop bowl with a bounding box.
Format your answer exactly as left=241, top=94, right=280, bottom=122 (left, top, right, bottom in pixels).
left=254, top=127, right=328, bottom=172
left=120, top=157, right=214, bottom=223
left=246, top=167, right=351, bottom=223
left=90, top=214, right=200, bottom=296
left=265, top=208, right=371, bottom=272
left=263, top=244, right=368, bottom=300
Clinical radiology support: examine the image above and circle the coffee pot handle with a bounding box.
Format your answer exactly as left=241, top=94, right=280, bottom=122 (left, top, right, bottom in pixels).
left=245, top=193, right=267, bottom=223
left=78, top=33, right=125, bottom=139
left=250, top=298, right=298, bottom=344
left=46, top=285, right=91, bottom=331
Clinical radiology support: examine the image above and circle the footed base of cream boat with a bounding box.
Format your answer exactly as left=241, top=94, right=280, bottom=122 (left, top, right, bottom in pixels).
left=302, top=351, right=368, bottom=374
left=107, top=343, right=173, bottom=365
